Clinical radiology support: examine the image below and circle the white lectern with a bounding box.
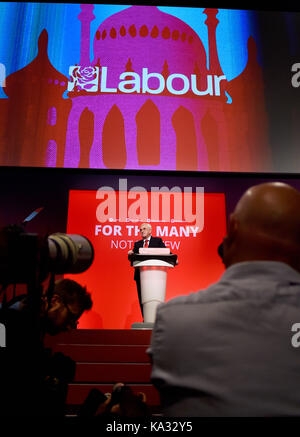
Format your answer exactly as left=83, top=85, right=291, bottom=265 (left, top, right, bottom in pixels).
left=129, top=248, right=177, bottom=329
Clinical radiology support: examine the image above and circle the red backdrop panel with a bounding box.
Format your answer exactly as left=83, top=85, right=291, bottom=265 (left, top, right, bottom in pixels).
left=66, top=189, right=226, bottom=329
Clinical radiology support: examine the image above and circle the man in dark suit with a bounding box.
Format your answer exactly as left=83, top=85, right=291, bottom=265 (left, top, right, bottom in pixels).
left=128, top=223, right=166, bottom=319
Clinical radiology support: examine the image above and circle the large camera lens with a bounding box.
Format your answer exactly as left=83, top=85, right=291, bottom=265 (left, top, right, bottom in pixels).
left=48, top=233, right=94, bottom=274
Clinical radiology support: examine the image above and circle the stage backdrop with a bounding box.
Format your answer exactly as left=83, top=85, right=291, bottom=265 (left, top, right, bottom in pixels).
left=65, top=187, right=226, bottom=329
left=1, top=3, right=300, bottom=172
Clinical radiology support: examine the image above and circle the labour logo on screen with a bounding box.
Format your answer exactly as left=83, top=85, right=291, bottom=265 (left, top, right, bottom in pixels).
left=68, top=66, right=99, bottom=92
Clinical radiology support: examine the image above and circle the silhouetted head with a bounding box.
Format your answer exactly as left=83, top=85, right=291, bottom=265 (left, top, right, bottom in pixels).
left=223, top=182, right=300, bottom=272
left=45, top=279, right=92, bottom=335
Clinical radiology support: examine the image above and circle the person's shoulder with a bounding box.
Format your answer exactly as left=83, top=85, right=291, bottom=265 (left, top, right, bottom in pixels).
left=156, top=281, right=226, bottom=313
left=0, top=295, right=28, bottom=312
left=155, top=292, right=204, bottom=318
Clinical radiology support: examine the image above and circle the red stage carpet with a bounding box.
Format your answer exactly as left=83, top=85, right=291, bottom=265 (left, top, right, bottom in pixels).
left=45, top=329, right=159, bottom=415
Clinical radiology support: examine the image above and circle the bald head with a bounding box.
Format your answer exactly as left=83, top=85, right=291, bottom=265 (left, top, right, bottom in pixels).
left=223, top=182, right=300, bottom=271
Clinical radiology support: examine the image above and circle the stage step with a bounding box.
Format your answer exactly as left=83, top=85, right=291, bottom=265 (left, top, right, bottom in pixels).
left=44, top=329, right=159, bottom=414
left=50, top=344, right=150, bottom=363
left=47, top=329, right=152, bottom=345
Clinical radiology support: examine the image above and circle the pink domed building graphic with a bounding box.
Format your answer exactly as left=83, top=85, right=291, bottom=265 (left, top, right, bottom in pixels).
left=0, top=5, right=271, bottom=172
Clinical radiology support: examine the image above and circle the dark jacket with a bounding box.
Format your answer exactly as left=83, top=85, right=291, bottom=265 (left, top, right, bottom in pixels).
left=133, top=236, right=166, bottom=254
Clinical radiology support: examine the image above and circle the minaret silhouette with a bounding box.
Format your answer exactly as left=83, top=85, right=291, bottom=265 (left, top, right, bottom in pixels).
left=78, top=4, right=95, bottom=65
left=204, top=9, right=223, bottom=76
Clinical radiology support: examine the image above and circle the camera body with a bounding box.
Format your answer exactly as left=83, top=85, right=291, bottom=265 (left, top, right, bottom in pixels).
left=0, top=224, right=94, bottom=286
left=0, top=225, right=44, bottom=285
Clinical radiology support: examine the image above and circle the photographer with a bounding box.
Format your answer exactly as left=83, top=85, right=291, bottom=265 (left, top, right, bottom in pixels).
left=0, top=222, right=94, bottom=416
left=42, top=278, right=93, bottom=335
left=0, top=278, right=93, bottom=416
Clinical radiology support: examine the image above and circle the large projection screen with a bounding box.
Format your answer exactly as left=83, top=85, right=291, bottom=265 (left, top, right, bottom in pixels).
left=0, top=2, right=300, bottom=172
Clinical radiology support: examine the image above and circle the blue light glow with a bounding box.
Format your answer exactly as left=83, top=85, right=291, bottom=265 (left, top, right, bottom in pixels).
left=0, top=3, right=260, bottom=83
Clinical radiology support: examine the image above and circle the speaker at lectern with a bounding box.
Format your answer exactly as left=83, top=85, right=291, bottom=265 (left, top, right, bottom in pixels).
left=128, top=248, right=177, bottom=329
